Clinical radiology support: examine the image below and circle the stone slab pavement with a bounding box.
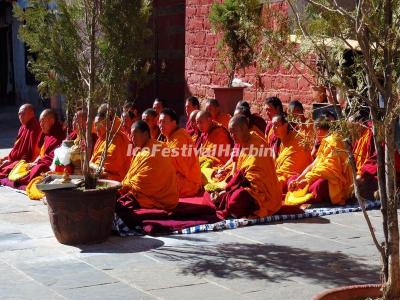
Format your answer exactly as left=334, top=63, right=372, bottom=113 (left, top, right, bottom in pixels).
left=0, top=113, right=391, bottom=300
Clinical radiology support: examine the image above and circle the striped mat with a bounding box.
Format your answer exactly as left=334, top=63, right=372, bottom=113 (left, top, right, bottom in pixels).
left=114, top=200, right=381, bottom=236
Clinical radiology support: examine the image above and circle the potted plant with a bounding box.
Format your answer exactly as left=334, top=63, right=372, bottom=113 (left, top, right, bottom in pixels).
left=209, top=0, right=262, bottom=114
left=14, top=0, right=152, bottom=245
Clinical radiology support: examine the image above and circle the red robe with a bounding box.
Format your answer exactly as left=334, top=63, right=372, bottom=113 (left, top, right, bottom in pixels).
left=0, top=118, right=42, bottom=178
left=2, top=122, right=65, bottom=188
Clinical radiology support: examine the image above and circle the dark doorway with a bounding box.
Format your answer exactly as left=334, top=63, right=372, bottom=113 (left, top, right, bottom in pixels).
left=137, top=0, right=186, bottom=115
left=0, top=2, right=15, bottom=106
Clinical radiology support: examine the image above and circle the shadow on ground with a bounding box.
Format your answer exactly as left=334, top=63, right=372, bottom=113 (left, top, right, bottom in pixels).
left=76, top=236, right=165, bottom=254
left=152, top=243, right=380, bottom=286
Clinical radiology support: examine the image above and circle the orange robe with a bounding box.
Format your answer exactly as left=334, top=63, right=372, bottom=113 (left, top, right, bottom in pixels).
left=165, top=128, right=202, bottom=197
left=276, top=131, right=312, bottom=188
left=196, top=122, right=233, bottom=167
left=287, top=134, right=353, bottom=205
left=121, top=140, right=178, bottom=211
left=353, top=126, right=374, bottom=176
left=90, top=130, right=130, bottom=182
left=214, top=113, right=231, bottom=129
left=235, top=132, right=282, bottom=217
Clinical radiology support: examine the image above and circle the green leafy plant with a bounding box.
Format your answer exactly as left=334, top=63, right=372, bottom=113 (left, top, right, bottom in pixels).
left=14, top=0, right=152, bottom=188
left=209, top=0, right=263, bottom=87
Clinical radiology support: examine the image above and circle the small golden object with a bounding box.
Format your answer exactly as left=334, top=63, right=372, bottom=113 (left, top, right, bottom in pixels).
left=61, top=170, right=71, bottom=183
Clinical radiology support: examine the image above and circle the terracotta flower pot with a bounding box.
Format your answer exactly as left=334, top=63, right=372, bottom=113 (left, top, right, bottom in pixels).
left=212, top=86, right=246, bottom=114
left=43, top=179, right=121, bottom=245
left=313, top=284, right=382, bottom=300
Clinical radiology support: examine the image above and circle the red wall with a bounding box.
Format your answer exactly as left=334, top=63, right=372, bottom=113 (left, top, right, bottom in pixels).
left=185, top=0, right=314, bottom=113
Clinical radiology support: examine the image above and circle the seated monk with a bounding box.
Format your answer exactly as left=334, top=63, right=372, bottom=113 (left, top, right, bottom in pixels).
left=90, top=109, right=130, bottom=182
left=142, top=108, right=164, bottom=141
left=272, top=115, right=312, bottom=193
left=68, top=110, right=97, bottom=174
left=234, top=105, right=265, bottom=137
left=116, top=121, right=178, bottom=222
left=152, top=98, right=166, bottom=116
left=236, top=100, right=267, bottom=133
left=185, top=96, right=201, bottom=136
left=0, top=104, right=42, bottom=179
left=205, top=98, right=231, bottom=129
left=287, top=116, right=353, bottom=206
left=159, top=108, right=202, bottom=197
left=121, top=101, right=140, bottom=139
left=205, top=115, right=282, bottom=219
left=188, top=110, right=201, bottom=143
left=195, top=110, right=233, bottom=167
left=1, top=109, right=65, bottom=188
left=264, top=96, right=284, bottom=156
left=287, top=100, right=314, bottom=147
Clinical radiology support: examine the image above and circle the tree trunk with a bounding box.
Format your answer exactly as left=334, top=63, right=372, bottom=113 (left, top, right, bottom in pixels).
left=383, top=119, right=400, bottom=300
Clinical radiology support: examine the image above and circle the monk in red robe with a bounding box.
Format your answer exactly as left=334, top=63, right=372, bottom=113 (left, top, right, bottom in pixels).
left=0, top=104, right=42, bottom=179
left=1, top=109, right=65, bottom=189
left=205, top=115, right=282, bottom=219
left=121, top=102, right=140, bottom=139
left=234, top=105, right=265, bottom=137
left=188, top=110, right=201, bottom=143
left=185, top=96, right=201, bottom=136
left=205, top=99, right=231, bottom=129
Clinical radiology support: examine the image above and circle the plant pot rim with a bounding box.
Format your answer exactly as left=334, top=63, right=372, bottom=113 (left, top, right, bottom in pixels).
left=44, top=179, right=121, bottom=195
left=313, top=283, right=382, bottom=300
left=212, top=86, right=247, bottom=90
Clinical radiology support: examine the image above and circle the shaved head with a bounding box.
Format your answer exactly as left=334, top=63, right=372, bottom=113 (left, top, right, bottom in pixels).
left=196, top=110, right=213, bottom=133
left=229, top=114, right=249, bottom=130
left=229, top=115, right=250, bottom=145
left=18, top=104, right=35, bottom=125
left=39, top=109, right=57, bottom=134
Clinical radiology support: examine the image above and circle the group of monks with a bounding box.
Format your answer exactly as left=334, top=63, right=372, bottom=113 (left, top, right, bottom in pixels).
left=0, top=96, right=383, bottom=226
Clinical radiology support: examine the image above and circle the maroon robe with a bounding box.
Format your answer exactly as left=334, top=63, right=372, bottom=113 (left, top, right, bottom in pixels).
left=0, top=122, right=65, bottom=189
left=0, top=118, right=42, bottom=179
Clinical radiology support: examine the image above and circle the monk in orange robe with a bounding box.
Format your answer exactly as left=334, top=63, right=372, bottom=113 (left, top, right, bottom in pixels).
left=272, top=115, right=312, bottom=192
left=204, top=115, right=282, bottom=219
left=116, top=121, right=178, bottom=226
left=142, top=108, right=164, bottom=141
left=264, top=97, right=284, bottom=155
left=121, top=102, right=140, bottom=139
left=0, top=104, right=42, bottom=179
left=287, top=100, right=314, bottom=146
left=1, top=109, right=65, bottom=188
left=188, top=110, right=201, bottom=143
left=159, top=108, right=202, bottom=197
left=90, top=110, right=130, bottom=182
left=195, top=111, right=233, bottom=167
left=234, top=105, right=265, bottom=138
left=205, top=98, right=231, bottom=129
left=185, top=96, right=201, bottom=136
left=287, top=117, right=353, bottom=206
left=236, top=100, right=267, bottom=133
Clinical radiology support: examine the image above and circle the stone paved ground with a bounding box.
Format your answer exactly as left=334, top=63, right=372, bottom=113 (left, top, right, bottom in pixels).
left=0, top=108, right=389, bottom=300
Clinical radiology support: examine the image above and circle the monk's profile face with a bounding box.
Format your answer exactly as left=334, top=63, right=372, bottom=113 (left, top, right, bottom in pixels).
left=131, top=127, right=149, bottom=148
left=205, top=103, right=218, bottom=119
left=122, top=112, right=134, bottom=132
left=153, top=101, right=163, bottom=115
left=265, top=104, right=279, bottom=120
left=142, top=113, right=158, bottom=130
left=229, top=123, right=249, bottom=145
left=196, top=115, right=212, bottom=134
left=18, top=105, right=34, bottom=125
left=39, top=113, right=55, bottom=134
left=94, top=117, right=107, bottom=139
left=159, top=114, right=176, bottom=137
left=185, top=100, right=196, bottom=117
left=272, top=119, right=288, bottom=139
left=189, top=111, right=199, bottom=130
